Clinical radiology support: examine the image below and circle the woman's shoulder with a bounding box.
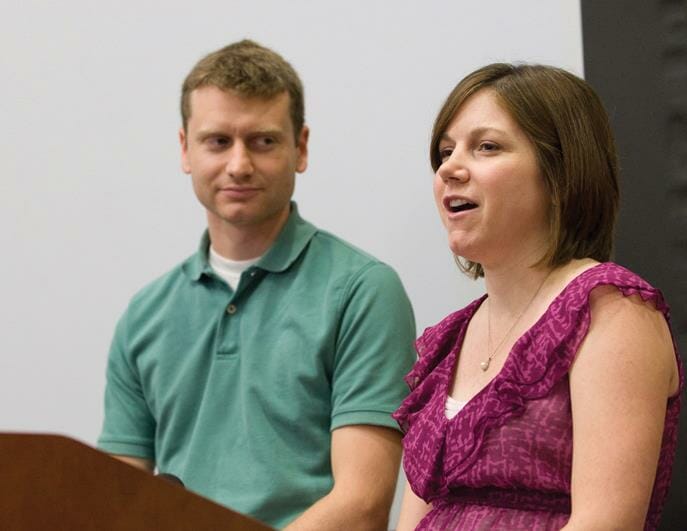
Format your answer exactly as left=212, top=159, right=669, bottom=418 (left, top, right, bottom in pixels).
left=497, top=261, right=674, bottom=393
left=555, top=262, right=668, bottom=315
left=570, top=262, right=680, bottom=397
left=570, top=261, right=660, bottom=293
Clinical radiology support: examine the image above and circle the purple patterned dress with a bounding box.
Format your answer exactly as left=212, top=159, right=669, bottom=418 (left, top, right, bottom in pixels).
left=393, top=263, right=683, bottom=530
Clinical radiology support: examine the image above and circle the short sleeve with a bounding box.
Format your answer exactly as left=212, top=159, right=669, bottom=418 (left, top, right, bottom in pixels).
left=329, top=263, right=416, bottom=432
left=97, top=309, right=156, bottom=460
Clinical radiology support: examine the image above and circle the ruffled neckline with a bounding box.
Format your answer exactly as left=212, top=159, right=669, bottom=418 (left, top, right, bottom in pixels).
left=439, top=263, right=597, bottom=424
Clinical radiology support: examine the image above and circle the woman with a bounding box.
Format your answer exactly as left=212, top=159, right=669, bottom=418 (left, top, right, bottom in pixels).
left=393, top=64, right=683, bottom=530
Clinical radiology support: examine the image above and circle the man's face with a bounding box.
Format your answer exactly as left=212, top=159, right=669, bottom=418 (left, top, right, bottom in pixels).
left=180, top=86, right=308, bottom=237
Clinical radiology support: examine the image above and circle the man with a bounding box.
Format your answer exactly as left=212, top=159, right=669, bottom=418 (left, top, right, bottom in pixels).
left=98, top=39, right=416, bottom=530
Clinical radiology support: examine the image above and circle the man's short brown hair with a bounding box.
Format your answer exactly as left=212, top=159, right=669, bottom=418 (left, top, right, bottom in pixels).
left=430, top=63, right=619, bottom=278
left=180, top=39, right=305, bottom=140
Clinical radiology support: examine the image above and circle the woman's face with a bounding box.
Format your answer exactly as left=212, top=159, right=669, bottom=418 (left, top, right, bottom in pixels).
left=433, top=89, right=549, bottom=271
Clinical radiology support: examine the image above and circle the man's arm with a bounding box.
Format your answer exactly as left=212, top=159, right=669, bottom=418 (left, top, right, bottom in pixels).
left=284, top=424, right=402, bottom=531
left=112, top=455, right=155, bottom=472
left=284, top=262, right=414, bottom=529
left=98, top=311, right=157, bottom=467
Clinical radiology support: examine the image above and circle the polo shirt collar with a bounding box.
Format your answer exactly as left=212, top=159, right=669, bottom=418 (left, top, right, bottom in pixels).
left=258, top=202, right=317, bottom=273
left=183, top=202, right=317, bottom=281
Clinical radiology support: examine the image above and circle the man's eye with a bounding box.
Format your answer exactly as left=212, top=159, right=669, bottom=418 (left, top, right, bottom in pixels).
left=206, top=137, right=229, bottom=149
left=253, top=136, right=277, bottom=149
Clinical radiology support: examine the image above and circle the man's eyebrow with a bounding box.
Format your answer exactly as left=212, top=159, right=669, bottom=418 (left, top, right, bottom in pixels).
left=248, top=128, right=286, bottom=139
left=194, top=129, right=226, bottom=141
left=194, top=128, right=286, bottom=140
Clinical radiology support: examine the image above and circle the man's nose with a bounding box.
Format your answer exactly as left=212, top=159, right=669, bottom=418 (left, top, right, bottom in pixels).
left=225, top=143, right=254, bottom=180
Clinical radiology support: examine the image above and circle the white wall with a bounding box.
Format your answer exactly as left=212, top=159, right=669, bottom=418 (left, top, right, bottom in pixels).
left=0, top=0, right=583, bottom=524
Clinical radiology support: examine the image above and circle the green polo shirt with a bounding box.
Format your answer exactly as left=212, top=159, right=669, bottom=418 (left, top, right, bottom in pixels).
left=98, top=204, right=416, bottom=528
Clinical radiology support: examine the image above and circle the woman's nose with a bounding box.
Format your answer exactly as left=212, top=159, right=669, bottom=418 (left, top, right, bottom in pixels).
left=437, top=151, right=469, bottom=183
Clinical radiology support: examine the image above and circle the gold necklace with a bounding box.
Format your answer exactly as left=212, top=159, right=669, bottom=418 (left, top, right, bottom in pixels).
left=481, top=269, right=553, bottom=372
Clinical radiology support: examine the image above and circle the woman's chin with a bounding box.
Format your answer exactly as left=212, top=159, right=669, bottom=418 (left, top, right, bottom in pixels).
left=448, top=243, right=477, bottom=262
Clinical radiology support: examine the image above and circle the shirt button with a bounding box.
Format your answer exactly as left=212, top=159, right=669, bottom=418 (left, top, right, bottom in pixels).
left=226, top=304, right=237, bottom=314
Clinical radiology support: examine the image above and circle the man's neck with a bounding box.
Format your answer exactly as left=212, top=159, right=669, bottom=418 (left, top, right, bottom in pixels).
left=207, top=208, right=290, bottom=261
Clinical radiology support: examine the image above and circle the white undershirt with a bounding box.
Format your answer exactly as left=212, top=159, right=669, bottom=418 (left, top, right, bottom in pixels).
left=208, top=247, right=262, bottom=291
left=444, top=395, right=467, bottom=420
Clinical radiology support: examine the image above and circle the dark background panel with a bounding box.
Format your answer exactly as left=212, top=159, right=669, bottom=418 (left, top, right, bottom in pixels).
left=581, top=1, right=686, bottom=529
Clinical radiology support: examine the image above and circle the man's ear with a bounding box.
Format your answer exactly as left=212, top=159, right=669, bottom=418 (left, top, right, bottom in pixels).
left=179, top=127, right=191, bottom=174
left=296, top=125, right=309, bottom=174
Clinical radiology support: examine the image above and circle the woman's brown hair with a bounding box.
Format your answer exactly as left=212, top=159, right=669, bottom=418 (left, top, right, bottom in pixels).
left=431, top=63, right=619, bottom=278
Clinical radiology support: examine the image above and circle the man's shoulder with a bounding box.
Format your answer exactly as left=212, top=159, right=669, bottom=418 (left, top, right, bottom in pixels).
left=301, top=227, right=410, bottom=302
left=308, top=228, right=386, bottom=271
left=126, top=252, right=199, bottom=313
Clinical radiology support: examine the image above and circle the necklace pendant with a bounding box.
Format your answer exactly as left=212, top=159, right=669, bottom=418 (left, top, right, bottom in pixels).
left=480, top=359, right=491, bottom=372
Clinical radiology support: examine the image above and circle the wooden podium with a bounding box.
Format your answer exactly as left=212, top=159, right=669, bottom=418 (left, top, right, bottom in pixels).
left=0, top=433, right=272, bottom=530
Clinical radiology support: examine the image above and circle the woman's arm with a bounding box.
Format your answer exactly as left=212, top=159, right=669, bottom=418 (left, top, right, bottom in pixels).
left=563, top=286, right=678, bottom=530
left=396, top=480, right=432, bottom=531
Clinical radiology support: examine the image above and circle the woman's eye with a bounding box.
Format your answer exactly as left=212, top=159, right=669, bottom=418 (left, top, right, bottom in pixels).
left=439, top=147, right=453, bottom=161
left=478, top=141, right=499, bottom=152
